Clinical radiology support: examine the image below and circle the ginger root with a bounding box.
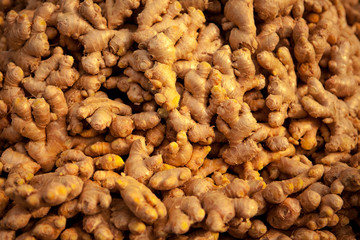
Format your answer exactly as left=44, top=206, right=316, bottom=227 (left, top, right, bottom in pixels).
left=1, top=0, right=360, bottom=238
left=11, top=172, right=83, bottom=209
left=263, top=164, right=324, bottom=204
left=116, top=175, right=167, bottom=224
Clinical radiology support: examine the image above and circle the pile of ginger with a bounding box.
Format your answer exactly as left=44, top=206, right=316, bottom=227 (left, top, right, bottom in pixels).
left=1, top=0, right=360, bottom=239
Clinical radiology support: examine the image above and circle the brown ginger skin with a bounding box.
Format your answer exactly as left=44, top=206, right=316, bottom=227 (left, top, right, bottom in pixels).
left=212, top=45, right=261, bottom=104
left=32, top=215, right=67, bottom=240
left=323, top=162, right=350, bottom=190
left=55, top=149, right=94, bottom=180
left=292, top=18, right=323, bottom=83
left=145, top=62, right=180, bottom=111
left=0, top=230, right=16, bottom=239
left=1, top=14, right=50, bottom=74
left=149, top=167, right=191, bottom=190
left=297, top=182, right=330, bottom=213
left=1, top=148, right=41, bottom=196
left=173, top=7, right=206, bottom=61
left=110, top=198, right=146, bottom=236
left=24, top=86, right=72, bottom=171
left=271, top=155, right=312, bottom=178
left=10, top=96, right=46, bottom=142
left=183, top=178, right=253, bottom=234
left=147, top=24, right=188, bottom=65
left=289, top=118, right=321, bottom=150
left=295, top=212, right=340, bottom=230
left=84, top=134, right=144, bottom=157
left=2, top=0, right=360, bottom=238
left=183, top=177, right=217, bottom=198
left=228, top=217, right=252, bottom=238
left=106, top=70, right=153, bottom=105
left=267, top=198, right=301, bottom=230
left=263, top=164, right=324, bottom=204
left=254, top=0, right=298, bottom=20
left=11, top=172, right=83, bottom=209
left=181, top=62, right=220, bottom=124
left=61, top=226, right=92, bottom=240
left=4, top=99, right=67, bottom=172
left=248, top=219, right=267, bottom=238
left=133, top=1, right=189, bottom=45
left=81, top=51, right=105, bottom=75
left=260, top=229, right=292, bottom=240
left=22, top=47, right=64, bottom=97
left=132, top=111, right=161, bottom=131
left=301, top=77, right=357, bottom=153
left=58, top=199, right=80, bottom=218
left=116, top=175, right=167, bottom=224
left=77, top=180, right=112, bottom=215
left=77, top=29, right=117, bottom=54
left=325, top=40, right=359, bottom=98
left=79, top=0, right=107, bottom=30
left=118, top=50, right=153, bottom=72
left=200, top=190, right=235, bottom=232
left=233, top=197, right=258, bottom=219
left=0, top=62, right=25, bottom=106
left=232, top=47, right=265, bottom=100
left=0, top=204, right=32, bottom=230
left=42, top=55, right=80, bottom=91
left=3, top=10, right=31, bottom=51
left=159, top=188, right=205, bottom=235
left=109, top=115, right=134, bottom=138
left=224, top=0, right=257, bottom=51
left=257, top=47, right=297, bottom=127
left=106, top=0, right=140, bottom=29
left=83, top=209, right=123, bottom=240
left=136, top=0, right=172, bottom=30
left=161, top=131, right=193, bottom=167
left=255, top=16, right=295, bottom=52
left=4, top=160, right=40, bottom=196
left=216, top=99, right=260, bottom=165
left=93, top=170, right=121, bottom=191
left=319, top=193, right=343, bottom=219
left=74, top=94, right=132, bottom=132
left=194, top=158, right=229, bottom=178
left=124, top=138, right=163, bottom=184
left=186, top=145, right=211, bottom=171
left=292, top=228, right=321, bottom=240
left=109, top=28, right=134, bottom=56
left=332, top=167, right=360, bottom=193
left=169, top=107, right=215, bottom=145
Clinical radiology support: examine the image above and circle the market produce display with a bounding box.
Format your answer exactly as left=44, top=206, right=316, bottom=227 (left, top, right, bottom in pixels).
left=0, top=0, right=360, bottom=239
